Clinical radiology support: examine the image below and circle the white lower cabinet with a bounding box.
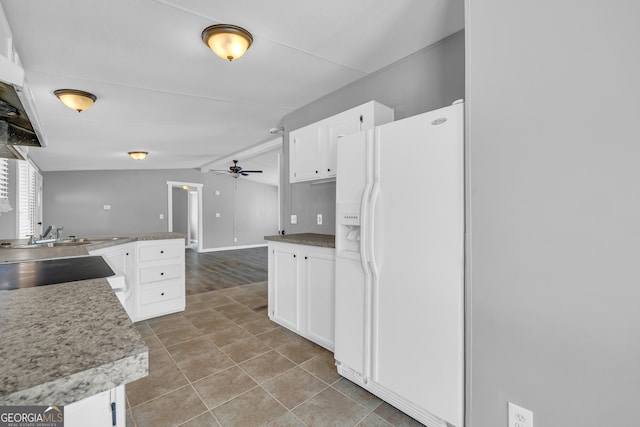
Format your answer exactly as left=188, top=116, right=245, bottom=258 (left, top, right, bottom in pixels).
left=65, top=385, right=125, bottom=427
left=90, top=238, right=186, bottom=322
left=268, top=242, right=335, bottom=351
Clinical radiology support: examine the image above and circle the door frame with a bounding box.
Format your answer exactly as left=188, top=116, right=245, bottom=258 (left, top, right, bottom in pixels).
left=167, top=181, right=203, bottom=252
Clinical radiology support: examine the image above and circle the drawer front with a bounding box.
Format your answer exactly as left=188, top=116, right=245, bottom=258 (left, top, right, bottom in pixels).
left=138, top=242, right=183, bottom=262
left=139, top=263, right=182, bottom=284
left=140, top=280, right=183, bottom=305
left=137, top=296, right=185, bottom=321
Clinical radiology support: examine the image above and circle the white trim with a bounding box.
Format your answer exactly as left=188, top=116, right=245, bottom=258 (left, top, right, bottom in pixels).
left=167, top=181, right=203, bottom=252
left=198, top=243, right=267, bottom=253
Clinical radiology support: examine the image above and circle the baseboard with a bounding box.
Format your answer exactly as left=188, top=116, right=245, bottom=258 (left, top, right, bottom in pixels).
left=198, top=243, right=267, bottom=253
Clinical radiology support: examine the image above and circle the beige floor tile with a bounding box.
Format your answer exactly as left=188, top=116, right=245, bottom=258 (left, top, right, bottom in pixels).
left=192, top=366, right=258, bottom=409
left=356, top=413, right=394, bottom=427
left=262, top=367, right=328, bottom=410
left=267, top=411, right=306, bottom=427
left=146, top=312, right=185, bottom=325
left=126, top=409, right=136, bottom=427
left=166, top=337, right=235, bottom=382
left=300, top=352, right=341, bottom=385
left=276, top=337, right=326, bottom=364
left=197, top=294, right=235, bottom=308
left=211, top=387, right=287, bottom=427
left=239, top=317, right=280, bottom=335
left=255, top=327, right=300, bottom=349
left=205, top=324, right=253, bottom=347
left=239, top=350, right=296, bottom=384
left=293, top=387, right=370, bottom=427
left=126, top=362, right=189, bottom=407
left=131, top=385, right=207, bottom=427
left=182, top=300, right=214, bottom=315
left=148, top=315, right=191, bottom=335
left=193, top=317, right=237, bottom=335
left=373, top=402, right=425, bottom=427
left=142, top=334, right=163, bottom=350
left=156, top=324, right=205, bottom=347
left=179, top=411, right=219, bottom=427
left=183, top=309, right=227, bottom=326
left=149, top=347, right=174, bottom=371
left=332, top=378, right=383, bottom=412
left=135, top=323, right=154, bottom=338
left=221, top=335, right=272, bottom=363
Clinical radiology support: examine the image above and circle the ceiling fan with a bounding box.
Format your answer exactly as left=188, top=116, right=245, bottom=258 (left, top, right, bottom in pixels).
left=211, top=160, right=263, bottom=178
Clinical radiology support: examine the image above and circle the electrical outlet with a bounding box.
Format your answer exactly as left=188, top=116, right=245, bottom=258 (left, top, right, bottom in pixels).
left=159, top=214, right=164, bottom=219
left=291, top=214, right=298, bottom=224
left=103, top=205, right=111, bottom=210
left=508, top=403, right=533, bottom=427
left=317, top=214, right=323, bottom=225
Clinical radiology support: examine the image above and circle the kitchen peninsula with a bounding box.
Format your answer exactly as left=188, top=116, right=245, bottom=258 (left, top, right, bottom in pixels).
left=0, top=232, right=184, bottom=426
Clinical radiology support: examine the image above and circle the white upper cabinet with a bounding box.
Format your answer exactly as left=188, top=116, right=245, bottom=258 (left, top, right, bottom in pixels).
left=289, top=101, right=393, bottom=183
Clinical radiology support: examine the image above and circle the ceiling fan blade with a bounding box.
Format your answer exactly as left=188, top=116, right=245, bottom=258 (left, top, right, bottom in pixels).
left=241, top=170, right=263, bottom=173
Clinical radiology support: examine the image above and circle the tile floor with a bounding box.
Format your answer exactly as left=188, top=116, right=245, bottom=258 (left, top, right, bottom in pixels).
left=126, top=281, right=425, bottom=427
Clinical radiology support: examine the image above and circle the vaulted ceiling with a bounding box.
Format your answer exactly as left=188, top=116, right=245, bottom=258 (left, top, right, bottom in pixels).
left=1, top=0, right=463, bottom=176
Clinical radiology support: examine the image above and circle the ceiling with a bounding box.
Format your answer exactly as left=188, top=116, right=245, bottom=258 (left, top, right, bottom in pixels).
left=1, top=0, right=463, bottom=181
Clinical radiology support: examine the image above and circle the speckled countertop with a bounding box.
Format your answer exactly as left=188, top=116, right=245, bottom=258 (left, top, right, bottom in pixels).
left=0, top=232, right=185, bottom=263
left=264, top=233, right=335, bottom=248
left=0, top=278, right=148, bottom=405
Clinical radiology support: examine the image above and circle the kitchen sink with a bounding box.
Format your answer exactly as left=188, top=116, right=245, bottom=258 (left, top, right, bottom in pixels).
left=9, top=238, right=125, bottom=249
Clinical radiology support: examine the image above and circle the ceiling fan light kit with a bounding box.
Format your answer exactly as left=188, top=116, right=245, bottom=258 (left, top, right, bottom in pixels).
left=201, top=24, right=253, bottom=61
left=54, top=89, right=97, bottom=112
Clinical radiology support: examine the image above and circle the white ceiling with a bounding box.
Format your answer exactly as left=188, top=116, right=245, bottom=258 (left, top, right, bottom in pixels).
left=1, top=0, right=463, bottom=180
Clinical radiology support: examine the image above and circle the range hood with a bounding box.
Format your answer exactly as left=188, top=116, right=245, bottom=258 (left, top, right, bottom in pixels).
left=0, top=79, right=43, bottom=151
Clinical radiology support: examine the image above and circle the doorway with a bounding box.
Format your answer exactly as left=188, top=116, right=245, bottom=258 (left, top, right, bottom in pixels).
left=167, top=181, right=203, bottom=252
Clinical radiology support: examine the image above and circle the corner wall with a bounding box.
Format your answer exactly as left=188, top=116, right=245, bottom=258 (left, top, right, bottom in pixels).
left=281, top=31, right=465, bottom=234
left=466, top=1, right=640, bottom=425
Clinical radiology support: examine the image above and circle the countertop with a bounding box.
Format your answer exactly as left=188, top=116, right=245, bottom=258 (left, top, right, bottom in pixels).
left=0, top=278, right=148, bottom=405
left=0, top=232, right=185, bottom=263
left=264, top=233, right=335, bottom=248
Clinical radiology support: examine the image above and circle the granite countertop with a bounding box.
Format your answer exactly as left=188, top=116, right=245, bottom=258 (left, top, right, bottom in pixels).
left=0, top=278, right=148, bottom=405
left=264, top=233, right=335, bottom=248
left=0, top=232, right=185, bottom=263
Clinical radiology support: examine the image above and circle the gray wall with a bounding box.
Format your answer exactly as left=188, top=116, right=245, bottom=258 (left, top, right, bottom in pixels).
left=0, top=159, right=18, bottom=239
left=171, top=187, right=188, bottom=242
left=466, top=1, right=640, bottom=426
left=42, top=169, right=278, bottom=249
left=281, top=31, right=465, bottom=234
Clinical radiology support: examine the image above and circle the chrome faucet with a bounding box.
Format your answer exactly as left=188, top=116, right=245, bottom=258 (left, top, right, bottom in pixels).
left=55, top=226, right=64, bottom=240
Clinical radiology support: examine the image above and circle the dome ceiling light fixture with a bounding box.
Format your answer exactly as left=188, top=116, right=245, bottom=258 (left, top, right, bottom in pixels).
left=53, top=89, right=97, bottom=112
left=128, top=151, right=148, bottom=160
left=201, top=24, right=253, bottom=61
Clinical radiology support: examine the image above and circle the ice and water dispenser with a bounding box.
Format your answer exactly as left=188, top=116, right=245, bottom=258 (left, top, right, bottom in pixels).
left=336, top=203, right=361, bottom=254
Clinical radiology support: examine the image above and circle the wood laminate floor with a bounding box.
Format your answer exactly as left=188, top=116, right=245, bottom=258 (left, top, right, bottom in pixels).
left=185, top=247, right=268, bottom=295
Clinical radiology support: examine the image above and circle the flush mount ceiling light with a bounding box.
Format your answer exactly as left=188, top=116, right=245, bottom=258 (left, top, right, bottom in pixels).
left=128, top=151, right=148, bottom=160
left=201, top=24, right=253, bottom=61
left=53, top=89, right=97, bottom=112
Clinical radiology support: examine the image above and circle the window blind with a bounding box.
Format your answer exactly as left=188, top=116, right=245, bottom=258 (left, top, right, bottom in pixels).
left=0, top=159, right=11, bottom=214
left=17, top=160, right=38, bottom=238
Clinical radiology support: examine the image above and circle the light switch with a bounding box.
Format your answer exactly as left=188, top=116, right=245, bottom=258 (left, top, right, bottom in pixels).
left=215, top=213, right=221, bottom=218
left=159, top=214, right=164, bottom=219
left=103, top=205, right=111, bottom=210
left=291, top=214, right=298, bottom=224
left=317, top=214, right=323, bottom=225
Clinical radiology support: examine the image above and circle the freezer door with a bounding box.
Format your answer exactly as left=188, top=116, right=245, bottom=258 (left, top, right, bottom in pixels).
left=369, top=103, right=464, bottom=426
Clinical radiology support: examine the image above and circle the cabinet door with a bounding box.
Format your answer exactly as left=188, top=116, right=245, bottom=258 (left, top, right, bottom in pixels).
left=327, top=113, right=363, bottom=178
left=271, top=246, right=299, bottom=330
left=305, top=250, right=336, bottom=350
left=65, top=385, right=125, bottom=427
left=289, top=125, right=322, bottom=182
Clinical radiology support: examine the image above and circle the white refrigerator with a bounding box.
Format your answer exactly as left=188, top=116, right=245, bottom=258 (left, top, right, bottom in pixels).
left=334, top=101, right=464, bottom=427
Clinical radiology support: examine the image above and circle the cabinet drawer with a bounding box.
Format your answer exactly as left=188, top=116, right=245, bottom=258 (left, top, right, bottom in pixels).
left=140, top=281, right=183, bottom=304
left=137, top=296, right=185, bottom=321
left=139, top=263, right=182, bottom=284
left=138, top=243, right=183, bottom=262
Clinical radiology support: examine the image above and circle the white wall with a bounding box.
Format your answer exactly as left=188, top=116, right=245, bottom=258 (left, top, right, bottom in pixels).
left=466, top=1, right=640, bottom=425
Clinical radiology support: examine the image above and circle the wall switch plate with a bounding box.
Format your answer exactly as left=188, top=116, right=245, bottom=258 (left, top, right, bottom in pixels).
left=291, top=214, right=298, bottom=224
left=234, top=237, right=238, bottom=243
left=215, top=213, right=221, bottom=218
left=159, top=214, right=164, bottom=219
left=103, top=205, right=111, bottom=210
left=509, top=402, right=533, bottom=427
left=317, top=214, right=323, bottom=225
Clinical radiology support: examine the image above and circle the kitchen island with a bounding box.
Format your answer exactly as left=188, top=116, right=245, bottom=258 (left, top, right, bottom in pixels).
left=0, top=232, right=184, bottom=425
